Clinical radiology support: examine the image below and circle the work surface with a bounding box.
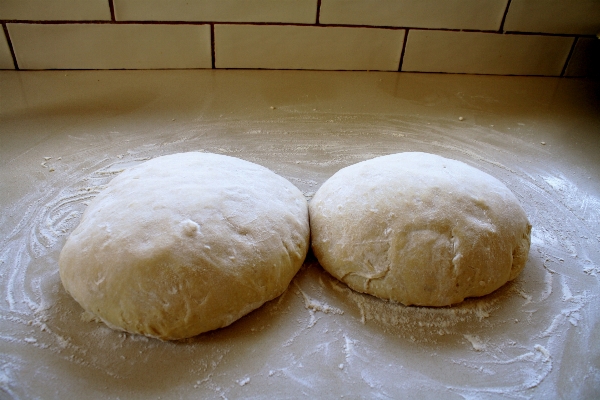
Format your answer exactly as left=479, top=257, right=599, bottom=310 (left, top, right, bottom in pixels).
left=1, top=70, right=599, bottom=399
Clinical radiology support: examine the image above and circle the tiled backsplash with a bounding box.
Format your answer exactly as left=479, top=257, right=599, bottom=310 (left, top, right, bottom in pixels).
left=1, top=0, right=599, bottom=76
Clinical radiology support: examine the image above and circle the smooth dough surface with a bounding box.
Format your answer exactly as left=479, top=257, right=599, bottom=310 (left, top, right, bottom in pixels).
left=309, top=152, right=531, bottom=306
left=59, top=152, right=310, bottom=340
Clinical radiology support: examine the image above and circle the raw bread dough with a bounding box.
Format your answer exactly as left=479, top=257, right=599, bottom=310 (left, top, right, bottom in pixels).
left=309, top=152, right=531, bottom=306
left=59, top=152, right=310, bottom=340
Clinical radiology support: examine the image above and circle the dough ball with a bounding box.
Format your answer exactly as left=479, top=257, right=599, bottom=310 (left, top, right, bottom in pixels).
left=309, top=152, right=531, bottom=306
left=59, top=152, right=310, bottom=340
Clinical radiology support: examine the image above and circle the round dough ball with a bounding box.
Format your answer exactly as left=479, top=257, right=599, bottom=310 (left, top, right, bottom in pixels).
left=309, top=152, right=531, bottom=307
left=59, top=152, right=310, bottom=340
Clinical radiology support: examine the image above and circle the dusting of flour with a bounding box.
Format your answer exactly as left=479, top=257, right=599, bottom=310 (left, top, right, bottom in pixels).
left=1, top=115, right=599, bottom=399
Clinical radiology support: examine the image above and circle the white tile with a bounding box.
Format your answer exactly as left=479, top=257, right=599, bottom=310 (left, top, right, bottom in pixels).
left=215, top=25, right=404, bottom=71
left=320, top=0, right=508, bottom=31
left=0, top=30, right=15, bottom=69
left=8, top=24, right=212, bottom=70
left=402, top=30, right=573, bottom=76
left=0, top=0, right=111, bottom=21
left=114, top=0, right=317, bottom=23
left=504, top=0, right=600, bottom=35
left=564, top=38, right=600, bottom=77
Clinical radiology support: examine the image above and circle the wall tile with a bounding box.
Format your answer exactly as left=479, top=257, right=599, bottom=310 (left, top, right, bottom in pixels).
left=0, top=0, right=111, bottom=21
left=215, top=25, right=404, bottom=71
left=8, top=24, right=212, bottom=70
left=0, top=30, right=15, bottom=69
left=564, top=38, right=600, bottom=77
left=402, top=30, right=573, bottom=76
left=504, top=0, right=600, bottom=35
left=114, top=0, right=317, bottom=23
left=320, top=0, right=508, bottom=31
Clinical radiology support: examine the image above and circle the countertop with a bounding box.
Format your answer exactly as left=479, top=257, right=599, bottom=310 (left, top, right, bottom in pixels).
left=1, top=70, right=599, bottom=399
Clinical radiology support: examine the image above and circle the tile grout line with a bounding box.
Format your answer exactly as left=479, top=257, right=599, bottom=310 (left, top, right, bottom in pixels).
left=8, top=67, right=568, bottom=76
left=499, top=0, right=512, bottom=32
left=2, top=23, right=19, bottom=70
left=397, top=29, right=409, bottom=72
left=0, top=18, right=585, bottom=34
left=560, top=37, right=578, bottom=77
left=108, top=0, right=116, bottom=22
left=316, top=0, right=322, bottom=24
left=0, top=20, right=588, bottom=39
left=210, top=24, right=216, bottom=69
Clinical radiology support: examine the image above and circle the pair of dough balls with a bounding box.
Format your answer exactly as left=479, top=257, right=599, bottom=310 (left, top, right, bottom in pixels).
left=60, top=151, right=531, bottom=340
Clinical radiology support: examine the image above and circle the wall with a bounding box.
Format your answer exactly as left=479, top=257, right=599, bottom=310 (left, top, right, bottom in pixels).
left=1, top=0, right=599, bottom=76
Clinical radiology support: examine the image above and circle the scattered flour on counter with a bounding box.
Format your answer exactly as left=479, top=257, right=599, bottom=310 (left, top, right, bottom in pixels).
left=294, top=283, right=344, bottom=328
left=463, top=334, right=486, bottom=351
left=294, top=281, right=344, bottom=328
left=542, top=175, right=600, bottom=220
left=341, top=334, right=366, bottom=368
left=1, top=119, right=599, bottom=398
left=539, top=268, right=554, bottom=301
left=0, top=367, right=15, bottom=398
left=517, top=289, right=533, bottom=305
left=331, top=276, right=502, bottom=341
left=236, top=376, right=250, bottom=386
left=561, top=276, right=575, bottom=302
left=297, top=286, right=344, bottom=316
left=192, top=376, right=212, bottom=389
left=534, top=344, right=551, bottom=363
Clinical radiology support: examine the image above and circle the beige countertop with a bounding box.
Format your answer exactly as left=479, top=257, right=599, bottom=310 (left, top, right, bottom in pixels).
left=1, top=70, right=599, bottom=399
